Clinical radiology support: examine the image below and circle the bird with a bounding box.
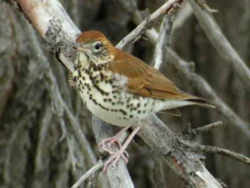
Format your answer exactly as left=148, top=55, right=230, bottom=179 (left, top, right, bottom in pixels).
left=70, top=30, right=214, bottom=171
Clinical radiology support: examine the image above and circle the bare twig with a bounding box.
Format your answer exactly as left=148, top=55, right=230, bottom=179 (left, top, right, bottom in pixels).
left=47, top=70, right=98, bottom=165
left=153, top=15, right=174, bottom=69
left=189, top=0, right=250, bottom=89
left=173, top=2, right=193, bottom=31
left=165, top=49, right=250, bottom=138
left=195, top=0, right=218, bottom=13
left=183, top=141, right=250, bottom=166
left=116, top=0, right=184, bottom=49
left=192, top=121, right=224, bottom=134
left=71, top=160, right=104, bottom=188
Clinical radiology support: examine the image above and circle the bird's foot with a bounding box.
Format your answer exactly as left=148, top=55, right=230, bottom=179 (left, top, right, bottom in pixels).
left=98, top=136, right=129, bottom=160
left=99, top=136, right=122, bottom=151
left=99, top=126, right=140, bottom=172
left=103, top=147, right=129, bottom=172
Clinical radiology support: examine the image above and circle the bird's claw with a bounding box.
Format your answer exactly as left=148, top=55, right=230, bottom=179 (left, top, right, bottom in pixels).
left=103, top=149, right=129, bottom=172
left=99, top=137, right=129, bottom=172
left=98, top=137, right=122, bottom=152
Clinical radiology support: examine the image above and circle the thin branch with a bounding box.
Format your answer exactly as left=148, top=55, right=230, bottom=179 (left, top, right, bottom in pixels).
left=173, top=2, right=193, bottom=31
left=71, top=160, right=104, bottom=188
left=189, top=0, right=250, bottom=89
left=116, top=0, right=184, bottom=49
left=192, top=121, right=224, bottom=134
left=153, top=15, right=174, bottom=69
left=165, top=49, right=250, bottom=138
left=183, top=142, right=250, bottom=166
left=34, top=102, right=53, bottom=176
left=47, top=70, right=97, bottom=165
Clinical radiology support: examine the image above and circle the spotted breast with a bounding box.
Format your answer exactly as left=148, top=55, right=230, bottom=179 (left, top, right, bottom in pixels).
left=72, top=51, right=159, bottom=127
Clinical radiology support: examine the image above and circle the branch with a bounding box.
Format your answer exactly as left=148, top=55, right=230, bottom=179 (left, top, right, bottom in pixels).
left=173, top=2, right=193, bottom=32
left=116, top=0, right=184, bottom=49
left=183, top=141, right=250, bottom=166
left=139, top=115, right=223, bottom=188
left=18, top=0, right=80, bottom=40
left=71, top=160, right=104, bottom=188
left=165, top=49, right=250, bottom=138
left=189, top=0, right=250, bottom=89
left=192, top=121, right=224, bottom=134
left=153, top=15, right=174, bottom=69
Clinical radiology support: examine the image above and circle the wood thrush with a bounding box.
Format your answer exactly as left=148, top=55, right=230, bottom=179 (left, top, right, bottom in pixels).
left=70, top=30, right=214, bottom=170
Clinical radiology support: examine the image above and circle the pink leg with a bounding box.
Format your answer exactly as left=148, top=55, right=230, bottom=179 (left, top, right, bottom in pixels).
left=103, top=126, right=141, bottom=172
left=98, top=126, right=131, bottom=153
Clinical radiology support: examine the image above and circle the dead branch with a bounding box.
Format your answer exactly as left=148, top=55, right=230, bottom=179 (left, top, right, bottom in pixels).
left=116, top=0, right=184, bottom=49
left=192, top=121, right=224, bottom=134
left=182, top=141, right=250, bottom=166
left=153, top=15, right=174, bottom=69
left=189, top=0, right=250, bottom=89
left=71, top=160, right=103, bottom=188
left=165, top=49, right=250, bottom=138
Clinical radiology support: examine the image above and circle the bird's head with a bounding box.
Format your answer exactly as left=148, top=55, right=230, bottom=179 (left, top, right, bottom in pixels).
left=76, top=31, right=115, bottom=66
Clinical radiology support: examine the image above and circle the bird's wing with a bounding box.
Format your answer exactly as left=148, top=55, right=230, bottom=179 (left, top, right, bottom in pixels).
left=108, top=49, right=194, bottom=100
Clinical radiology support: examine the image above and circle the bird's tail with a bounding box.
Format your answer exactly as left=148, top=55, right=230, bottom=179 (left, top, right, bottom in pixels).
left=182, top=93, right=215, bottom=109
left=186, top=98, right=215, bottom=109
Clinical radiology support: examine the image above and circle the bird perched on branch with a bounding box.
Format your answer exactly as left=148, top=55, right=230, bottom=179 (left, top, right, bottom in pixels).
left=70, top=30, right=214, bottom=171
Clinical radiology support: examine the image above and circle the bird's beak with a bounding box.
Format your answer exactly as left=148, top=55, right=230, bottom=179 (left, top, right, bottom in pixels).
left=76, top=43, right=92, bottom=53
left=76, top=44, right=86, bottom=52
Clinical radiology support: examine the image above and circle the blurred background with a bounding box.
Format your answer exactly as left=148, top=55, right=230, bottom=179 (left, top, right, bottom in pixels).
left=0, top=0, right=249, bottom=187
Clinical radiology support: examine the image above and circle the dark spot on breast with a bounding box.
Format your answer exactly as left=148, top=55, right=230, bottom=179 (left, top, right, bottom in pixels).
left=119, top=109, right=127, bottom=115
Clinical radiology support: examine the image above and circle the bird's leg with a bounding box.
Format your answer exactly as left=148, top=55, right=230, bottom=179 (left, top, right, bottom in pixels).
left=103, top=126, right=141, bottom=172
left=98, top=125, right=131, bottom=153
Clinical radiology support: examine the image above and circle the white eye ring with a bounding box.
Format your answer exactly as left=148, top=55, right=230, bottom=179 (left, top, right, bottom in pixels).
left=92, top=41, right=103, bottom=53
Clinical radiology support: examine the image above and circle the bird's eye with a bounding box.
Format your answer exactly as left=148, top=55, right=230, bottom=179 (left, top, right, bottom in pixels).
left=92, top=41, right=103, bottom=53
